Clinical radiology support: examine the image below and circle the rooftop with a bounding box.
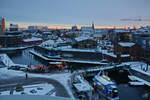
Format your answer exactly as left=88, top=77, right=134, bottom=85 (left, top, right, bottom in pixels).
left=75, top=36, right=93, bottom=42
left=23, top=37, right=42, bottom=42
left=119, top=42, right=135, bottom=47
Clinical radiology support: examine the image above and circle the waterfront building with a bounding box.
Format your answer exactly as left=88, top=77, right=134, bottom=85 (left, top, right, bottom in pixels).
left=0, top=35, right=22, bottom=48
left=72, top=36, right=97, bottom=49
left=132, top=32, right=150, bottom=62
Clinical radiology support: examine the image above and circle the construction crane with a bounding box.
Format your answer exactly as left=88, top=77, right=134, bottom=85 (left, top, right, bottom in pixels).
left=120, top=17, right=150, bottom=21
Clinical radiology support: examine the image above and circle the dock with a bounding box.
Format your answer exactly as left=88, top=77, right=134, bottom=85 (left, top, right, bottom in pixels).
left=29, top=50, right=108, bottom=65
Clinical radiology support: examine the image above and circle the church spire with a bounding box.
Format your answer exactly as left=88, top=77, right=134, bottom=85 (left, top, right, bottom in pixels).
left=92, top=21, right=95, bottom=30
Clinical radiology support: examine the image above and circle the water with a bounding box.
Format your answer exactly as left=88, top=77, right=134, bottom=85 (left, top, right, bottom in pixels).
left=4, top=48, right=150, bottom=100
left=6, top=48, right=48, bottom=65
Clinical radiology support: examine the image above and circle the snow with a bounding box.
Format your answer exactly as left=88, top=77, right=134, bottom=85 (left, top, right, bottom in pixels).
left=120, top=54, right=130, bottom=57
left=128, top=75, right=150, bottom=87
left=75, top=36, right=93, bottom=42
left=0, top=83, right=55, bottom=96
left=0, top=47, right=26, bottom=51
left=73, top=75, right=93, bottom=92
left=119, top=42, right=135, bottom=47
left=97, top=47, right=117, bottom=58
left=130, top=62, right=150, bottom=77
left=40, top=40, right=54, bottom=47
left=0, top=67, right=26, bottom=80
left=129, top=81, right=144, bottom=86
left=0, top=67, right=75, bottom=100
left=23, top=37, right=42, bottom=42
left=0, top=54, right=15, bottom=67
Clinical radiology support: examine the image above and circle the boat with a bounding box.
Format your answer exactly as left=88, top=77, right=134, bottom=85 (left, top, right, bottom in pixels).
left=93, top=71, right=119, bottom=100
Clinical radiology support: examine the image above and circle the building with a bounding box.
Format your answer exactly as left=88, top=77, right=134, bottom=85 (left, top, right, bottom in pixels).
left=9, top=24, right=18, bottom=31
left=72, top=25, right=78, bottom=31
left=108, top=29, right=132, bottom=43
left=72, top=36, right=97, bottom=49
left=0, top=35, right=22, bottom=48
left=114, top=42, right=140, bottom=61
left=0, top=17, right=5, bottom=34
left=5, top=31, right=22, bottom=35
left=132, top=33, right=150, bottom=62
left=132, top=33, right=150, bottom=51
left=22, top=37, right=43, bottom=45
left=93, top=33, right=103, bottom=41
left=28, top=26, right=36, bottom=31
left=81, top=26, right=94, bottom=32
left=28, top=25, right=48, bottom=31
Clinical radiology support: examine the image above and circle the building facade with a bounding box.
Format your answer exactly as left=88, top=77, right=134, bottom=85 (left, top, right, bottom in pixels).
left=9, top=24, right=18, bottom=31
left=0, top=35, right=22, bottom=48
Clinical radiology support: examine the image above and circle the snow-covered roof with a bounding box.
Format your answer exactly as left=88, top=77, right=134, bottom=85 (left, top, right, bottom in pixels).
left=114, top=29, right=130, bottom=33
left=73, top=75, right=93, bottom=92
left=120, top=54, right=130, bottom=57
left=119, top=42, right=135, bottom=47
left=10, top=24, right=18, bottom=28
left=40, top=40, right=54, bottom=46
left=93, top=33, right=102, bottom=37
left=23, top=37, right=42, bottom=42
left=75, top=36, right=93, bottom=42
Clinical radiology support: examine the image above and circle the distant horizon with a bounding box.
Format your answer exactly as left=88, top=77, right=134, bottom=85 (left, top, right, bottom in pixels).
left=5, top=21, right=148, bottom=29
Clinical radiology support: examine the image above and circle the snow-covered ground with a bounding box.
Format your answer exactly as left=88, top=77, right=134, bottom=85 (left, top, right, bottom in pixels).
left=0, top=83, right=55, bottom=96
left=0, top=67, right=75, bottom=100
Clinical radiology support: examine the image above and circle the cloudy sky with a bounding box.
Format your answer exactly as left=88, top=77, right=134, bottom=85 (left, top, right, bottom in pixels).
left=0, top=0, right=150, bottom=28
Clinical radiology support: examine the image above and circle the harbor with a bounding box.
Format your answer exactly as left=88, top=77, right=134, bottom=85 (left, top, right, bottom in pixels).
left=1, top=48, right=150, bottom=100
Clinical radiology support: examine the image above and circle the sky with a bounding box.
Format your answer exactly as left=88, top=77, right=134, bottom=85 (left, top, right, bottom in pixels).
left=0, top=0, right=150, bottom=28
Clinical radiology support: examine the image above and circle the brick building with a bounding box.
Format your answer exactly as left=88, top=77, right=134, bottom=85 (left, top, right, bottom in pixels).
left=114, top=42, right=141, bottom=61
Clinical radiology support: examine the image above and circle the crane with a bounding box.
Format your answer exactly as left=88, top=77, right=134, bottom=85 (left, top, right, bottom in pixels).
left=120, top=17, right=150, bottom=21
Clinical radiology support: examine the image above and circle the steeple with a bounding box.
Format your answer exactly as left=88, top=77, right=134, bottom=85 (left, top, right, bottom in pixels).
left=92, top=21, right=95, bottom=30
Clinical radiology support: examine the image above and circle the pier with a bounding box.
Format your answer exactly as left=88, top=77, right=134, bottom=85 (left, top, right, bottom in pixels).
left=29, top=50, right=108, bottom=65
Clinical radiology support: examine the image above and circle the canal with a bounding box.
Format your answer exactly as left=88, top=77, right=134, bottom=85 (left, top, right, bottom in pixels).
left=4, top=48, right=150, bottom=100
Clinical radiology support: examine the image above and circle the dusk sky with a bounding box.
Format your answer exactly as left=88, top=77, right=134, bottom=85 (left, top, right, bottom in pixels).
left=0, top=0, right=150, bottom=28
